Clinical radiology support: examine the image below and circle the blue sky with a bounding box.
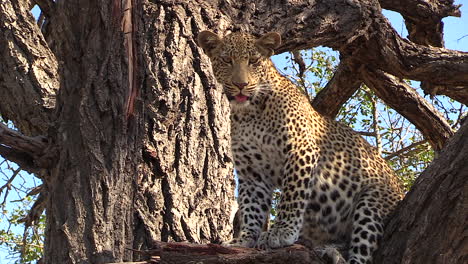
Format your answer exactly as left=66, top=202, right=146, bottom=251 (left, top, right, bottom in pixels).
left=1, top=2, right=467, bottom=263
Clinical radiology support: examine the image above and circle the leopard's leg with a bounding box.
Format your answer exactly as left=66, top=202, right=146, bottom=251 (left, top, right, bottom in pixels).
left=301, top=212, right=347, bottom=263
left=225, top=176, right=273, bottom=248
left=257, top=151, right=316, bottom=249
left=347, top=186, right=399, bottom=264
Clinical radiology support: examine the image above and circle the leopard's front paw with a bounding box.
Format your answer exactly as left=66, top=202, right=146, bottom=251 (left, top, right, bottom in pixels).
left=256, top=227, right=298, bottom=250
left=222, top=237, right=257, bottom=248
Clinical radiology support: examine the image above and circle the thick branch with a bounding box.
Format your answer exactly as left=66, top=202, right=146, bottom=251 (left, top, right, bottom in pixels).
left=0, top=145, right=37, bottom=174
left=223, top=0, right=370, bottom=51
left=380, top=0, right=461, bottom=19
left=361, top=68, right=453, bottom=151
left=224, top=0, right=468, bottom=104
left=0, top=123, right=46, bottom=153
left=0, top=123, right=48, bottom=172
left=362, top=18, right=468, bottom=103
left=0, top=0, right=58, bottom=135
left=125, top=242, right=322, bottom=264
left=312, top=60, right=362, bottom=118
left=379, top=0, right=461, bottom=47
left=379, top=0, right=465, bottom=103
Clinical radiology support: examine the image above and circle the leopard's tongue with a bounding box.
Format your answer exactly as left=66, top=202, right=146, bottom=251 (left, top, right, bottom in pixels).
left=235, top=95, right=248, bottom=103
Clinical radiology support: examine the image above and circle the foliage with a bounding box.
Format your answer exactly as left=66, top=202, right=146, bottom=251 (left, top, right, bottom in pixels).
left=0, top=197, right=45, bottom=264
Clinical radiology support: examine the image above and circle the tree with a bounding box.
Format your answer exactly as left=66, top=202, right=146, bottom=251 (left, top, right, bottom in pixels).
left=0, top=0, right=466, bottom=264
left=1, top=0, right=235, bottom=263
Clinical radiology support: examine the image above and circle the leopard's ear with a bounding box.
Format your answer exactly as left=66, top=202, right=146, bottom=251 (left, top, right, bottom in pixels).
left=197, top=31, right=222, bottom=57
left=255, top=32, right=281, bottom=57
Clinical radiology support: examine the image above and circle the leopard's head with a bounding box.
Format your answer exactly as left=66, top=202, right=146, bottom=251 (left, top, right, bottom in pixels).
left=197, top=31, right=281, bottom=104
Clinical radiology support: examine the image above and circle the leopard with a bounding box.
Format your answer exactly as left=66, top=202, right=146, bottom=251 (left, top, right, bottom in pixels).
left=197, top=31, right=403, bottom=264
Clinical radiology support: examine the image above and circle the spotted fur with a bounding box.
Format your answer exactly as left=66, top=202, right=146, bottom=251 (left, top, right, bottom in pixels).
left=197, top=31, right=403, bottom=264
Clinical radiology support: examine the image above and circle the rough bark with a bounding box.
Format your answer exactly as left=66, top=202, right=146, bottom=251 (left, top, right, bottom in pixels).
left=0, top=123, right=48, bottom=173
left=133, top=0, right=234, bottom=250
left=0, top=0, right=467, bottom=263
left=0, top=0, right=58, bottom=135
left=1, top=0, right=234, bottom=263
left=41, top=0, right=140, bottom=262
left=375, top=120, right=468, bottom=264
left=107, top=242, right=321, bottom=264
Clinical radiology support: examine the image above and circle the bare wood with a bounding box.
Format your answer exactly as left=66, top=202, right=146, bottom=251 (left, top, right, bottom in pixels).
left=361, top=68, right=453, bottom=151
left=379, top=0, right=465, bottom=105
left=379, top=0, right=461, bottom=19
left=142, top=242, right=321, bottom=264
left=0, top=145, right=37, bottom=174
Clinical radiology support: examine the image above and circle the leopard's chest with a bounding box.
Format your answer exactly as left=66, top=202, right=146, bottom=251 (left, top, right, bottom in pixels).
left=231, top=114, right=286, bottom=188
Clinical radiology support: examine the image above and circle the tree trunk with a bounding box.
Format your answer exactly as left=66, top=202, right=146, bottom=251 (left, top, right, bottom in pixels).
left=133, top=0, right=234, bottom=250
left=375, top=120, right=468, bottom=264
left=41, top=0, right=234, bottom=263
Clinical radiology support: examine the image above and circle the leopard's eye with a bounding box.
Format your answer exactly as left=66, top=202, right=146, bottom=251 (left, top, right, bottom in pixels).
left=221, top=56, right=232, bottom=64
left=249, top=56, right=261, bottom=65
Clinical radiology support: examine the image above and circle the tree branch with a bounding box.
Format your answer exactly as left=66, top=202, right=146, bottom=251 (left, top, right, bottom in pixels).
left=384, top=140, right=428, bottom=160
left=119, top=242, right=323, bottom=264
left=0, top=146, right=37, bottom=174
left=33, top=0, right=55, bottom=17
left=351, top=11, right=468, bottom=104
left=226, top=0, right=467, bottom=104
left=379, top=0, right=461, bottom=47
left=0, top=124, right=46, bottom=153
left=312, top=60, right=362, bottom=118
left=291, top=50, right=306, bottom=79
left=18, top=189, right=46, bottom=226
left=379, top=0, right=461, bottom=18
left=0, top=0, right=58, bottom=135
left=361, top=68, right=453, bottom=151
left=0, top=123, right=49, bottom=172
left=0, top=167, right=21, bottom=207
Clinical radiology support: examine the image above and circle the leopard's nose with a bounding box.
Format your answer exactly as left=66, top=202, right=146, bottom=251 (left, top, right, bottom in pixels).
left=233, top=82, right=249, bottom=89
